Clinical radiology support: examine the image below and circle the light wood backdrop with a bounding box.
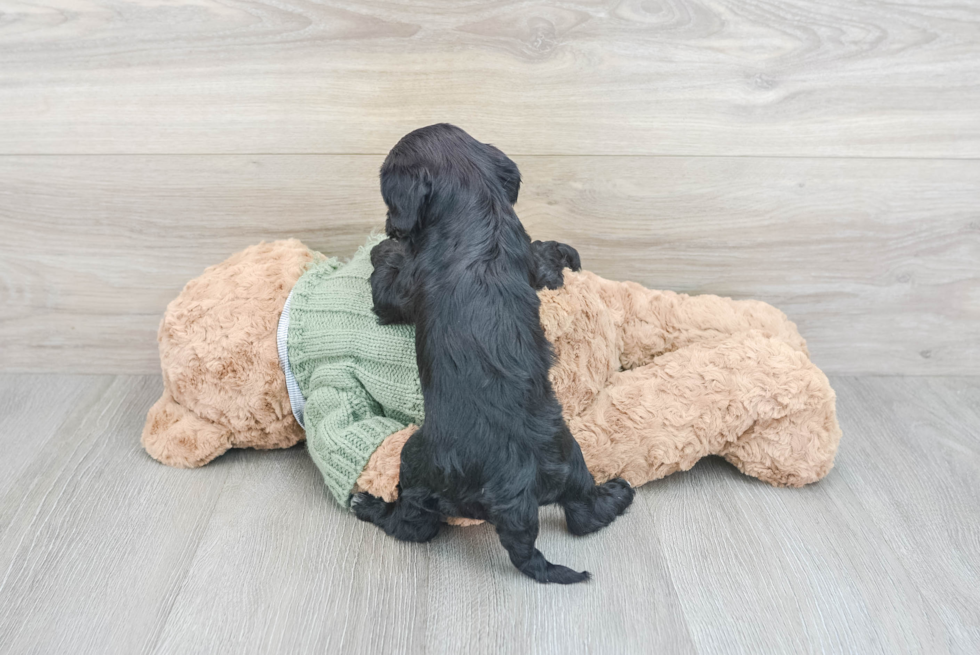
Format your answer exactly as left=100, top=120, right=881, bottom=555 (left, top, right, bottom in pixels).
left=1, top=0, right=978, bottom=375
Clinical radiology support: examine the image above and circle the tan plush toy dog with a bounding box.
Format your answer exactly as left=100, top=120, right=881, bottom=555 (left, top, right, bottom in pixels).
left=142, top=237, right=841, bottom=512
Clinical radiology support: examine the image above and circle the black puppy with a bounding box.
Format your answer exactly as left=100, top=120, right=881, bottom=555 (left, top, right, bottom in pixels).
left=353, top=124, right=634, bottom=584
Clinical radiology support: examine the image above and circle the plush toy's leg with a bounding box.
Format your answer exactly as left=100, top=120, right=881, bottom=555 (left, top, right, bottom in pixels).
left=609, top=278, right=810, bottom=370
left=718, top=382, right=841, bottom=487
left=354, top=425, right=416, bottom=502
left=540, top=270, right=809, bottom=423
left=142, top=388, right=233, bottom=468
left=565, top=332, right=841, bottom=488
left=539, top=272, right=632, bottom=419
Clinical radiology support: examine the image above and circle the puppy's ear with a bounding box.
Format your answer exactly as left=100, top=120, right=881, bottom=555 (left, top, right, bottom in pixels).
left=381, top=166, right=432, bottom=237
left=486, top=145, right=521, bottom=205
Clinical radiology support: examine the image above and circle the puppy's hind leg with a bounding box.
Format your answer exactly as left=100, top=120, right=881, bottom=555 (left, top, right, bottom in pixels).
left=352, top=487, right=442, bottom=543
left=560, top=434, right=635, bottom=536
left=491, top=492, right=590, bottom=584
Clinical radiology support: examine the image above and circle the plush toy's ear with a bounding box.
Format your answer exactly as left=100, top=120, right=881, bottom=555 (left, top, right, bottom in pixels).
left=486, top=144, right=521, bottom=205
left=380, top=166, right=432, bottom=238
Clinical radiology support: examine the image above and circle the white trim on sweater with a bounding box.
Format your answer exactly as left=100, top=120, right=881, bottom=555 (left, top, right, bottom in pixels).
left=277, top=289, right=307, bottom=429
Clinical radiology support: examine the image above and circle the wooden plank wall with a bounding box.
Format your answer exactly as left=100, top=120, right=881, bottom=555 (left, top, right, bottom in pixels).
left=1, top=0, right=978, bottom=375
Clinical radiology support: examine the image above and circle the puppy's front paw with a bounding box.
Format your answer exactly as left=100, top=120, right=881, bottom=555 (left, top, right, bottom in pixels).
left=372, top=303, right=411, bottom=326
left=554, top=242, right=581, bottom=272
left=370, top=238, right=404, bottom=269
left=531, top=240, right=582, bottom=290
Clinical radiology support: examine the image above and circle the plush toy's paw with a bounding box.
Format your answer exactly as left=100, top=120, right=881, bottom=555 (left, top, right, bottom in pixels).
left=142, top=390, right=233, bottom=468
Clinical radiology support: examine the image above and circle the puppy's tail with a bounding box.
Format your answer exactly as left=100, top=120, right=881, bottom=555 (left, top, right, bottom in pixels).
left=510, top=547, right=591, bottom=584
left=535, top=562, right=591, bottom=585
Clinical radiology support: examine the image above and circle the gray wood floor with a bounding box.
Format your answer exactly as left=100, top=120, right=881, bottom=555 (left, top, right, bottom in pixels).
left=0, top=374, right=977, bottom=654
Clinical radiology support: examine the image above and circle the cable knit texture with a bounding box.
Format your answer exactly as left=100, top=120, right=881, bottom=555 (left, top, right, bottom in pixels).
left=287, top=235, right=423, bottom=506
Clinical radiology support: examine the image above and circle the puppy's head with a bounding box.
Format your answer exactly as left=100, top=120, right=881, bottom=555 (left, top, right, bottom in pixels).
left=380, top=124, right=521, bottom=239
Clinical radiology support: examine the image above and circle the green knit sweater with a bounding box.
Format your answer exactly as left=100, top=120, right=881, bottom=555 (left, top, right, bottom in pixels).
left=287, top=235, right=423, bottom=507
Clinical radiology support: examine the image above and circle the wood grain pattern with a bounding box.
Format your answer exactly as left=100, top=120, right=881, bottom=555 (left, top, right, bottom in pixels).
left=0, top=375, right=100, bottom=498
left=0, top=0, right=978, bottom=156
left=0, top=375, right=231, bottom=654
left=1, top=374, right=978, bottom=654
left=829, top=376, right=980, bottom=653
left=151, top=450, right=697, bottom=654
left=1, top=155, right=977, bottom=375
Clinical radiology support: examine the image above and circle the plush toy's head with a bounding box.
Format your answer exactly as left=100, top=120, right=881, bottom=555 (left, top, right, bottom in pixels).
left=141, top=240, right=318, bottom=468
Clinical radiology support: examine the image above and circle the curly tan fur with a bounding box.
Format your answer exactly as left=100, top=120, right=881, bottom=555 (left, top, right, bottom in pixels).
left=141, top=240, right=319, bottom=467
left=543, top=271, right=838, bottom=488
left=144, top=242, right=841, bottom=513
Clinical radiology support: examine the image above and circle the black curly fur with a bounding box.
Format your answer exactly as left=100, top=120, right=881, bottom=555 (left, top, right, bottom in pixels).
left=354, top=124, right=633, bottom=584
